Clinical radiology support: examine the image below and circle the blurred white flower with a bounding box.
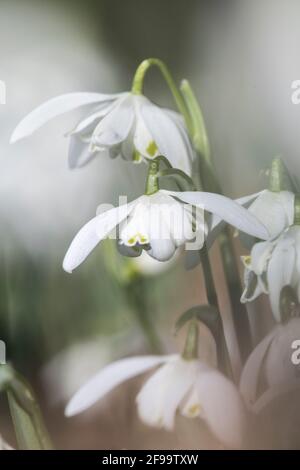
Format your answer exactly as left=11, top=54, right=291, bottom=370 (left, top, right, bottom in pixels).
left=241, top=225, right=300, bottom=321
left=240, top=317, right=300, bottom=413
left=11, top=92, right=194, bottom=175
left=65, top=354, right=247, bottom=448
left=63, top=190, right=269, bottom=271
left=41, top=329, right=145, bottom=405
left=247, top=190, right=294, bottom=238
left=129, top=250, right=179, bottom=276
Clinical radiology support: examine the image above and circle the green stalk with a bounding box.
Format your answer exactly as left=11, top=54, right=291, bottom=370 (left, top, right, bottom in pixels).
left=182, top=321, right=199, bottom=361
left=200, top=247, right=233, bottom=377
left=181, top=80, right=251, bottom=364
left=145, top=160, right=160, bottom=195
left=132, top=58, right=193, bottom=134
left=0, top=365, right=52, bottom=450
left=127, top=277, right=162, bottom=354
left=294, top=194, right=300, bottom=225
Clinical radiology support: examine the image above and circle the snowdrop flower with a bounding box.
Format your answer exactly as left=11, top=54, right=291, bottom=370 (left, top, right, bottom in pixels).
left=241, top=225, right=300, bottom=321
left=240, top=317, right=300, bottom=413
left=65, top=353, right=247, bottom=448
left=11, top=91, right=194, bottom=174
left=247, top=190, right=294, bottom=238
left=63, top=190, right=269, bottom=272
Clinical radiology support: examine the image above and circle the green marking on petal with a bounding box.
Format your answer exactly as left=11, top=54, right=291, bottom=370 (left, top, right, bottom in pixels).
left=188, top=404, right=201, bottom=417
left=133, top=149, right=142, bottom=163
left=242, top=255, right=251, bottom=267
left=146, top=140, right=158, bottom=157
left=139, top=235, right=148, bottom=244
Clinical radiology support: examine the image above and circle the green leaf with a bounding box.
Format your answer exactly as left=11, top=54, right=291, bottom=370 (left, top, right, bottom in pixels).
left=0, top=364, right=52, bottom=450
left=269, top=157, right=296, bottom=192
left=158, top=168, right=196, bottom=191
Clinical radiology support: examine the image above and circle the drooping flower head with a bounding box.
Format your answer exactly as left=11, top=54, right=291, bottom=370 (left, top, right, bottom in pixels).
left=11, top=92, right=194, bottom=175
left=240, top=317, right=300, bottom=412
left=65, top=324, right=247, bottom=449
left=241, top=225, right=300, bottom=321
left=63, top=189, right=269, bottom=272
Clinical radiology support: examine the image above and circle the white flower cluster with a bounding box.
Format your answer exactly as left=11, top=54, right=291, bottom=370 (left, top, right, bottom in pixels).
left=13, top=60, right=299, bottom=449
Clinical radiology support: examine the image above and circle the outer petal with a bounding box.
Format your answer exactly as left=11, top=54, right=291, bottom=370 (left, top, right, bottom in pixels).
left=136, top=357, right=199, bottom=430
left=235, top=190, right=265, bottom=208
left=65, top=355, right=170, bottom=416
left=207, top=191, right=264, bottom=250
left=11, top=92, right=119, bottom=143
left=68, top=135, right=98, bottom=169
left=252, top=379, right=300, bottom=414
left=267, top=240, right=296, bottom=321
left=70, top=101, right=119, bottom=136
left=63, top=202, right=135, bottom=273
left=239, top=328, right=279, bottom=406
left=92, top=94, right=134, bottom=148
left=141, top=102, right=193, bottom=175
left=195, top=368, right=248, bottom=449
left=166, top=191, right=269, bottom=240
left=249, top=190, right=295, bottom=238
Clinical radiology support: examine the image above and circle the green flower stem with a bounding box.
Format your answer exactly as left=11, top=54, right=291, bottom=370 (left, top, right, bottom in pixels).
left=0, top=365, right=52, bottom=450
left=182, top=321, right=198, bottom=360
left=200, top=247, right=233, bottom=378
left=132, top=58, right=193, bottom=134
left=294, top=194, right=300, bottom=225
left=269, top=157, right=284, bottom=192
left=145, top=160, right=160, bottom=195
left=127, top=277, right=162, bottom=354
left=218, top=229, right=251, bottom=362
left=181, top=79, right=251, bottom=364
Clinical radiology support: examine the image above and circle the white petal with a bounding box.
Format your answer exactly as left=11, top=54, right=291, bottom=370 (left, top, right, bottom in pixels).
left=195, top=369, right=248, bottom=449
left=249, top=190, right=295, bottom=238
left=11, top=92, right=119, bottom=143
left=68, top=136, right=97, bottom=169
left=70, top=101, right=118, bottom=136
left=250, top=241, right=274, bottom=275
left=133, top=98, right=159, bottom=159
left=136, top=357, right=199, bottom=430
left=252, top=379, right=300, bottom=414
left=63, top=202, right=135, bottom=273
left=141, top=102, right=193, bottom=175
left=264, top=318, right=300, bottom=387
left=235, top=190, right=265, bottom=207
left=166, top=191, right=270, bottom=240
left=92, top=94, right=134, bottom=147
left=239, top=328, right=278, bottom=406
left=65, top=355, right=169, bottom=416
left=147, top=238, right=176, bottom=261
left=267, top=239, right=296, bottom=321
left=206, top=191, right=264, bottom=248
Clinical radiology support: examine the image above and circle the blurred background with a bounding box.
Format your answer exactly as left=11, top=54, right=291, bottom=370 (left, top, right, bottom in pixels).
left=0, top=0, right=300, bottom=449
